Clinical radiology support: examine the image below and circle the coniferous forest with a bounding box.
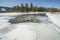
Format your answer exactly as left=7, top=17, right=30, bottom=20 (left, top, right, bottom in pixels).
left=0, top=3, right=60, bottom=12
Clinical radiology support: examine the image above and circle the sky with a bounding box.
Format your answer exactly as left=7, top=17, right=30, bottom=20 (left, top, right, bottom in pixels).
left=0, top=0, right=60, bottom=8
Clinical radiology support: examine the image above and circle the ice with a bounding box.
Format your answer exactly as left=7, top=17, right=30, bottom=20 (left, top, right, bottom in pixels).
left=1, top=23, right=59, bottom=40
left=4, top=23, right=36, bottom=40
left=0, top=12, right=60, bottom=40
left=0, top=17, right=10, bottom=29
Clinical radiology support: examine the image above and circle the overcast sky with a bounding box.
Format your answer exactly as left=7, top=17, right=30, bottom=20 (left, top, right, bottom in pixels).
left=0, top=0, right=60, bottom=8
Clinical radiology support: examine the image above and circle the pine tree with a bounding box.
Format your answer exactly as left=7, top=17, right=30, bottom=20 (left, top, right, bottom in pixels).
left=20, top=3, right=24, bottom=12
left=25, top=3, right=28, bottom=12
left=33, top=5, right=37, bottom=12
left=30, top=3, right=33, bottom=11
left=16, top=5, right=20, bottom=12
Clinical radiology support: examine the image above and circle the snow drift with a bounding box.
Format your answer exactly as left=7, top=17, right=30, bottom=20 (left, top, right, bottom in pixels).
left=46, top=13, right=60, bottom=33
left=46, top=13, right=60, bottom=27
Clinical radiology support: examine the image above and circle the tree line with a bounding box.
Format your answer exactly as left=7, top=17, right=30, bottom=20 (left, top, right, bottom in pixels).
left=9, top=3, right=60, bottom=12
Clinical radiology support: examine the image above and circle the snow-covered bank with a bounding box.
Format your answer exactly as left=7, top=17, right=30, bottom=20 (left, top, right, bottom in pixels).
left=46, top=13, right=60, bottom=27
left=0, top=12, right=46, bottom=17
left=46, top=13, right=60, bottom=33
left=2, top=23, right=60, bottom=40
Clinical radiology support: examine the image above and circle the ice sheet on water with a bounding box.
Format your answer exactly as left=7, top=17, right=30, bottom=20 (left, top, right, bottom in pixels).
left=0, top=13, right=60, bottom=40
left=2, top=23, right=59, bottom=40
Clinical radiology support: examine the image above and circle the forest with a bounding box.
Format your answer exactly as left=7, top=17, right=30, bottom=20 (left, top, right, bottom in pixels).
left=0, top=3, right=60, bottom=12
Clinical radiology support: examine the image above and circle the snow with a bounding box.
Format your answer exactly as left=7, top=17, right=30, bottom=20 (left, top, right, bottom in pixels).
left=4, top=23, right=36, bottom=40
left=1, top=8, right=6, bottom=11
left=46, top=13, right=60, bottom=33
left=0, top=12, right=46, bottom=17
left=0, top=12, right=60, bottom=40
left=46, top=13, right=60, bottom=27
left=0, top=17, right=10, bottom=29
left=1, top=23, right=60, bottom=40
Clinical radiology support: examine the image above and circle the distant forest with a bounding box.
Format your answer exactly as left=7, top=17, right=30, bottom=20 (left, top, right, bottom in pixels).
left=0, top=3, right=60, bottom=12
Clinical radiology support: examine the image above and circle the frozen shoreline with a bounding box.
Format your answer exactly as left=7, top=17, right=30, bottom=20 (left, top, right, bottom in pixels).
left=0, top=13, right=60, bottom=40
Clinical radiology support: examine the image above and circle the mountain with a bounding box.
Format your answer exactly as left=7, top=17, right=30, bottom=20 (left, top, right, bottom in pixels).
left=0, top=6, right=12, bottom=12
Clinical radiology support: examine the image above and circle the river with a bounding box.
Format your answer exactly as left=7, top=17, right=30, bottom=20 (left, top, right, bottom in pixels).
left=0, top=13, right=60, bottom=40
